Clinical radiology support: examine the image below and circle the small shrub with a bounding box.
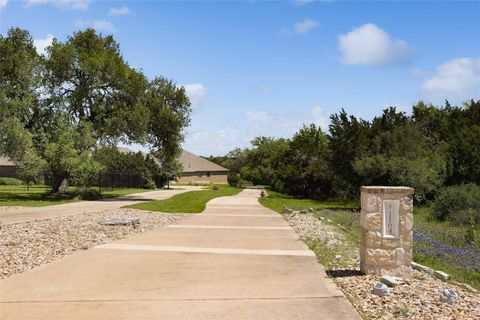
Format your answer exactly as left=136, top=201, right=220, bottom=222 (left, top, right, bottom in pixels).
left=227, top=173, right=240, bottom=187
left=212, top=185, right=219, bottom=191
left=0, top=177, right=23, bottom=186
left=77, top=188, right=102, bottom=200
left=432, top=183, right=480, bottom=225
left=143, top=179, right=156, bottom=190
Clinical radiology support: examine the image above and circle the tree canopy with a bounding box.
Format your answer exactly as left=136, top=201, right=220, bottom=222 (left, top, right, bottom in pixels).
left=0, top=27, right=191, bottom=192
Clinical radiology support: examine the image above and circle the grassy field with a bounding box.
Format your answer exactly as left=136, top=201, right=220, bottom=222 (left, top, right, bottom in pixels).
left=0, top=185, right=149, bottom=207
left=258, top=190, right=359, bottom=213
left=125, top=185, right=243, bottom=213
left=258, top=191, right=480, bottom=290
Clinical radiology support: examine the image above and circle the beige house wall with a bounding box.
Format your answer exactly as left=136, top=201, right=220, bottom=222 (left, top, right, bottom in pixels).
left=177, top=172, right=228, bottom=185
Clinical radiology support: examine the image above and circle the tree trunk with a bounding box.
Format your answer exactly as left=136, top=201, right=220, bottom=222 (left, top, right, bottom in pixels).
left=53, top=177, right=69, bottom=193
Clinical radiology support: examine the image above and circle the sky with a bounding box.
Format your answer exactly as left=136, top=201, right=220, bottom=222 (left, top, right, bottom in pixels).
left=1, top=0, right=479, bottom=156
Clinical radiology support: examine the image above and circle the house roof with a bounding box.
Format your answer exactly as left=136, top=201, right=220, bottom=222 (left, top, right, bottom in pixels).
left=0, top=155, right=15, bottom=166
left=178, top=150, right=228, bottom=173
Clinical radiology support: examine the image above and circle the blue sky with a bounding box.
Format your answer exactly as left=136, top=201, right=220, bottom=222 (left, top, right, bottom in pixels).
left=1, top=0, right=479, bottom=156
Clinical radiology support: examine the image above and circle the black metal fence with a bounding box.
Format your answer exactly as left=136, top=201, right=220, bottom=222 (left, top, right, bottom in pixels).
left=98, top=172, right=144, bottom=192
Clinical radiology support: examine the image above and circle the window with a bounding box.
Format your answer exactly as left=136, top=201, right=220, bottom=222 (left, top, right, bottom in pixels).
left=196, top=171, right=202, bottom=177
left=207, top=172, right=211, bottom=177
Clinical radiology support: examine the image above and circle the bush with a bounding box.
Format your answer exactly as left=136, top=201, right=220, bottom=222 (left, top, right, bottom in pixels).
left=212, top=185, right=219, bottom=191
left=432, top=183, right=480, bottom=225
left=76, top=188, right=102, bottom=200
left=227, top=172, right=240, bottom=187
left=0, top=177, right=23, bottom=186
left=143, top=179, right=156, bottom=190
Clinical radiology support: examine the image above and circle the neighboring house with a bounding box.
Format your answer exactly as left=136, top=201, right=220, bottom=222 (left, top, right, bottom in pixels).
left=177, top=150, right=228, bottom=184
left=0, top=149, right=229, bottom=184
left=117, top=148, right=229, bottom=184
left=0, top=156, right=17, bottom=178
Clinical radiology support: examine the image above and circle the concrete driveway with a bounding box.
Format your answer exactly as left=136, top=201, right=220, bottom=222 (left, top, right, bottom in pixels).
left=0, top=188, right=360, bottom=319
left=0, top=186, right=204, bottom=225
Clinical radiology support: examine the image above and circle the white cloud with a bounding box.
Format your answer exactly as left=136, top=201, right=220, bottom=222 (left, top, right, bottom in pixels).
left=92, top=20, right=116, bottom=33
left=421, top=57, right=480, bottom=102
left=245, top=106, right=329, bottom=138
left=0, top=0, right=8, bottom=11
left=282, top=18, right=319, bottom=36
left=183, top=129, right=249, bottom=156
left=338, top=23, right=414, bottom=66
left=24, top=0, right=90, bottom=10
left=182, top=106, right=330, bottom=156
left=76, top=19, right=116, bottom=33
left=294, top=19, right=319, bottom=35
left=108, top=6, right=130, bottom=16
left=183, top=84, right=208, bottom=107
left=33, top=34, right=54, bottom=56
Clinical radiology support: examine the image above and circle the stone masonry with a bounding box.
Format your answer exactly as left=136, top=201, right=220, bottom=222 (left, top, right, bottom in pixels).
left=360, top=186, right=414, bottom=279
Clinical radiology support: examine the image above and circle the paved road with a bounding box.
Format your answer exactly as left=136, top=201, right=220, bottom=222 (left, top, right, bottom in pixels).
left=0, top=188, right=360, bottom=319
left=0, top=186, right=204, bottom=225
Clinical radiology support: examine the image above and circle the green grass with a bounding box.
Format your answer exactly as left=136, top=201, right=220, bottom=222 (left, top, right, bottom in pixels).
left=258, top=190, right=359, bottom=213
left=98, top=188, right=151, bottom=199
left=124, top=185, right=243, bottom=213
left=0, top=185, right=149, bottom=207
left=0, top=185, right=78, bottom=207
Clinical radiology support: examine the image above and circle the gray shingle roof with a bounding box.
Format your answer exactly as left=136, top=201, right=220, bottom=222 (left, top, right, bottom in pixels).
left=178, top=150, right=228, bottom=173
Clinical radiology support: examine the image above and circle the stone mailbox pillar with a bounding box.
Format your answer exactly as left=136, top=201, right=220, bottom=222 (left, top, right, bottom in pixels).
left=360, top=186, right=414, bottom=279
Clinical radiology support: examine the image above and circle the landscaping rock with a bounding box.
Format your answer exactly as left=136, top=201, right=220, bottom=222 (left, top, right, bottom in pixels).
left=411, top=261, right=434, bottom=275
left=0, top=209, right=188, bottom=280
left=440, top=289, right=459, bottom=304
left=380, top=275, right=400, bottom=287
left=99, top=218, right=140, bottom=227
left=372, top=282, right=390, bottom=296
left=433, top=270, right=449, bottom=282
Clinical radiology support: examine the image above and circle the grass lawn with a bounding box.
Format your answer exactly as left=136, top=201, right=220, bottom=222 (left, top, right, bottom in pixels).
left=0, top=185, right=149, bottom=207
left=124, top=185, right=243, bottom=213
left=258, top=190, right=359, bottom=213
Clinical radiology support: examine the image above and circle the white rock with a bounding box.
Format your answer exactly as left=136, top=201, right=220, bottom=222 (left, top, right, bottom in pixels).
left=411, top=262, right=434, bottom=275
left=372, top=282, right=390, bottom=296
left=433, top=270, right=449, bottom=282
left=440, top=289, right=459, bottom=304
left=380, top=275, right=398, bottom=287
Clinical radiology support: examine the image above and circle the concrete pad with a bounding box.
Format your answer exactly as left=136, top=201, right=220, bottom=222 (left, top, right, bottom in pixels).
left=96, top=243, right=315, bottom=256
left=0, top=297, right=360, bottom=320
left=111, top=227, right=307, bottom=250
left=0, top=188, right=361, bottom=319
left=182, top=215, right=289, bottom=227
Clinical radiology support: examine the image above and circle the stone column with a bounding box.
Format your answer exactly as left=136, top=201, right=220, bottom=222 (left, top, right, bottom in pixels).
left=360, top=186, right=414, bottom=279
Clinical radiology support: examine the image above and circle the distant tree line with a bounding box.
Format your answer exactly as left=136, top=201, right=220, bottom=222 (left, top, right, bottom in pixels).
left=206, top=100, right=480, bottom=206
left=0, top=27, right=191, bottom=192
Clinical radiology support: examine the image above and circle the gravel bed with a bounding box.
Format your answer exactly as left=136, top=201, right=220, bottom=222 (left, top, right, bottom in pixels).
left=0, top=208, right=188, bottom=279
left=283, top=211, right=480, bottom=320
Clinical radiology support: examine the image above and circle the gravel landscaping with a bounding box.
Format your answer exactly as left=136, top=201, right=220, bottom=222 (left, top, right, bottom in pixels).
left=283, top=210, right=480, bottom=320
left=0, top=209, right=188, bottom=279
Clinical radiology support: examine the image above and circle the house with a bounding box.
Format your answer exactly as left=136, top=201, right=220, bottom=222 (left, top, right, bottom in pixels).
left=177, top=150, right=228, bottom=184
left=0, top=149, right=229, bottom=185
left=0, top=156, right=17, bottom=178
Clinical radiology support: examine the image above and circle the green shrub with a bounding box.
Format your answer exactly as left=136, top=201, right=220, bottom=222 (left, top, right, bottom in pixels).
left=76, top=188, right=102, bottom=200
left=432, top=183, right=480, bottom=225
left=0, top=177, right=23, bottom=186
left=212, top=185, right=219, bottom=191
left=227, top=172, right=240, bottom=187
left=143, top=179, right=156, bottom=190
